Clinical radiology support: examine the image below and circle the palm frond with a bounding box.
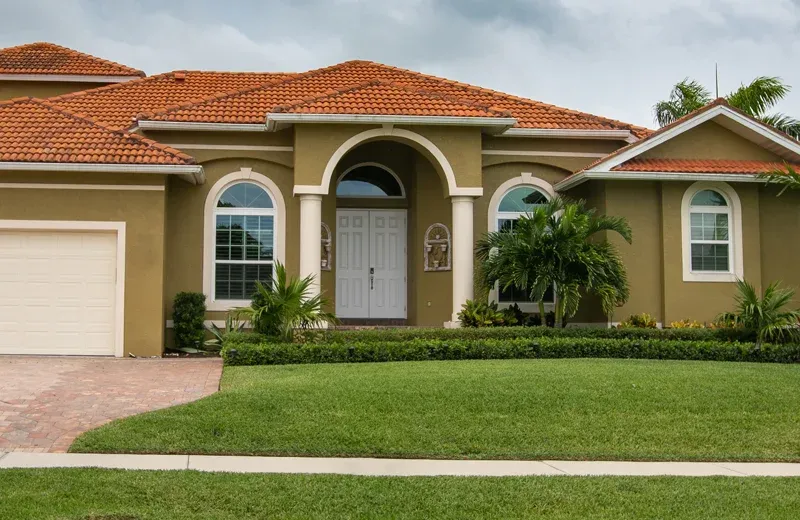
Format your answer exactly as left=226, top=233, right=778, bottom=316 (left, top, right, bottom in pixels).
left=758, top=164, right=800, bottom=196
left=760, top=113, right=800, bottom=140
left=726, top=76, right=790, bottom=117
left=653, top=79, right=711, bottom=127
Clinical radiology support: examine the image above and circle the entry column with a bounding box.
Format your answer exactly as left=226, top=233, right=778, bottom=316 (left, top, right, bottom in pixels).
left=449, top=195, right=475, bottom=325
left=298, top=194, right=322, bottom=297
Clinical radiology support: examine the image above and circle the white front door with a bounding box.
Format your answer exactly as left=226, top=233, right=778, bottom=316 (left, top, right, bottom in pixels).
left=336, top=210, right=406, bottom=319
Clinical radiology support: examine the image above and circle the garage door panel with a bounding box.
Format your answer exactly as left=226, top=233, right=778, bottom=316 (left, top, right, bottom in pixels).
left=0, top=229, right=118, bottom=356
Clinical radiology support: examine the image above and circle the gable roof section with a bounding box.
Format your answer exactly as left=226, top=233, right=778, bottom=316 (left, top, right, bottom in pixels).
left=49, top=70, right=297, bottom=129
left=132, top=60, right=649, bottom=138
left=556, top=99, right=800, bottom=190
left=0, top=97, right=202, bottom=181
left=0, top=42, right=144, bottom=81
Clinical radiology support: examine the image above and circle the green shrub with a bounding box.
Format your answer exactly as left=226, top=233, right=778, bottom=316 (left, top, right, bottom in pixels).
left=618, top=313, right=658, bottom=329
left=222, top=336, right=800, bottom=366
left=172, top=292, right=206, bottom=352
left=457, top=300, right=511, bottom=327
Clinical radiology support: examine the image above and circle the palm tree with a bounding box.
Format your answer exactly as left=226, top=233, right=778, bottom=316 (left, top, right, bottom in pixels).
left=654, top=77, right=800, bottom=138
left=476, top=197, right=632, bottom=327
left=237, top=262, right=336, bottom=341
left=758, top=164, right=800, bottom=195
left=716, top=279, right=800, bottom=349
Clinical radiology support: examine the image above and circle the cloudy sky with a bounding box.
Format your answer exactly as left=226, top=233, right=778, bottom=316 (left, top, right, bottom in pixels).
left=1, top=0, right=799, bottom=128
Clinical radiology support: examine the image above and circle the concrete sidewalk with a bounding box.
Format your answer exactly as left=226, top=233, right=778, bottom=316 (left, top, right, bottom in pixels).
left=2, top=452, right=800, bottom=477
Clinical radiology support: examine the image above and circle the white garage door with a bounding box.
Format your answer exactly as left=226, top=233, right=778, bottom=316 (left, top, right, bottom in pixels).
left=0, top=229, right=118, bottom=355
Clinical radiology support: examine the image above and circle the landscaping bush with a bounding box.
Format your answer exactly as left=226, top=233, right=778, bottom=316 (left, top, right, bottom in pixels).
left=222, top=336, right=800, bottom=366
left=172, top=292, right=206, bottom=352
left=618, top=313, right=658, bottom=328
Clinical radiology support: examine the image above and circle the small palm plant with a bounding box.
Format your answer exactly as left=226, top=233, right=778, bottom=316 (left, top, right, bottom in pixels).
left=238, top=262, right=336, bottom=342
left=716, top=279, right=800, bottom=349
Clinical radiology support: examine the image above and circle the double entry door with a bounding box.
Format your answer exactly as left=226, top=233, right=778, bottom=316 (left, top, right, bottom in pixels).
left=336, top=209, right=407, bottom=319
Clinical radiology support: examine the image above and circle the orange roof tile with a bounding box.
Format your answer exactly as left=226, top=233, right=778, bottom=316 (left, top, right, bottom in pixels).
left=75, top=60, right=648, bottom=135
left=49, top=70, right=296, bottom=129
left=271, top=80, right=512, bottom=117
left=0, top=97, right=194, bottom=165
left=613, top=158, right=795, bottom=174
left=0, top=42, right=144, bottom=77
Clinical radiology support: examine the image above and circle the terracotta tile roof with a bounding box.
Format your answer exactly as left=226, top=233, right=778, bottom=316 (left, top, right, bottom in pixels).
left=0, top=97, right=194, bottom=165
left=130, top=60, right=649, bottom=136
left=49, top=70, right=296, bottom=129
left=612, top=158, right=795, bottom=174
left=271, top=80, right=512, bottom=117
left=0, top=42, right=144, bottom=77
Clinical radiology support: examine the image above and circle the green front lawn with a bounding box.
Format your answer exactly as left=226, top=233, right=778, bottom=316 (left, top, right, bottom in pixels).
left=72, top=358, right=800, bottom=461
left=3, top=469, right=800, bottom=520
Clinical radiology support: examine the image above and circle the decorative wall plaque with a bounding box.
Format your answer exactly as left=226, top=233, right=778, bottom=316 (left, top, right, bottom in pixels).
left=424, top=223, right=451, bottom=271
left=321, top=222, right=332, bottom=271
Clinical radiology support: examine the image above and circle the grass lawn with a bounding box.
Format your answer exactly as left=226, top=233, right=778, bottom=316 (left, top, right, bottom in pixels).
left=3, top=469, right=800, bottom=519
left=71, top=358, right=800, bottom=461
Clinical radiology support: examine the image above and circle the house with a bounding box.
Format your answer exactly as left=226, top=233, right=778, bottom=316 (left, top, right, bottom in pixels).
left=1, top=42, right=798, bottom=357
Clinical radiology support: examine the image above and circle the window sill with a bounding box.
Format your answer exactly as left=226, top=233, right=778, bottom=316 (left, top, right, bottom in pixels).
left=683, top=271, right=738, bottom=283
left=207, top=299, right=251, bottom=311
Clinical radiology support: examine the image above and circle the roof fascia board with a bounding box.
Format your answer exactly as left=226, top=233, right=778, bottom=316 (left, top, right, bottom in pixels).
left=266, top=113, right=517, bottom=134
left=500, top=128, right=634, bottom=140
left=591, top=105, right=800, bottom=172
left=0, top=161, right=204, bottom=184
left=555, top=170, right=764, bottom=191
left=137, top=121, right=267, bottom=132
left=0, top=73, right=140, bottom=83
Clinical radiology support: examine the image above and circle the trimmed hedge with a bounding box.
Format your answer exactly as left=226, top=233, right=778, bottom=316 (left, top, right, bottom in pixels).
left=221, top=337, right=800, bottom=366
left=224, top=325, right=757, bottom=346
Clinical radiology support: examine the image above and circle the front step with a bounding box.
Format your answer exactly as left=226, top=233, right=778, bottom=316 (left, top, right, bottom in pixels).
left=336, top=318, right=409, bottom=328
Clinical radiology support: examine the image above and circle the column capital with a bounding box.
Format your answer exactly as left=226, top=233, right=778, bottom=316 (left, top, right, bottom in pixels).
left=297, top=193, right=323, bottom=201
left=450, top=195, right=477, bottom=204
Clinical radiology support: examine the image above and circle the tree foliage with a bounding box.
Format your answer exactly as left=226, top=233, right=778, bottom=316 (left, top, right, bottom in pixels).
left=716, top=279, right=800, bottom=349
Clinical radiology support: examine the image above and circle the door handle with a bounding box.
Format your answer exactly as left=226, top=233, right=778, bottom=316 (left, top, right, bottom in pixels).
left=369, top=267, right=375, bottom=290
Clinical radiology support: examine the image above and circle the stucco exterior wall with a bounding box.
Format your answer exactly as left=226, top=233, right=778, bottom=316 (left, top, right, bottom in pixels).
left=0, top=171, right=167, bottom=357
left=759, top=186, right=800, bottom=295
left=481, top=136, right=623, bottom=173
left=0, top=80, right=110, bottom=100
left=641, top=121, right=782, bottom=161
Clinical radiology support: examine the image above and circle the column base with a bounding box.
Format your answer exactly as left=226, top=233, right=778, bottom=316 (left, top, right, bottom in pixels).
left=443, top=320, right=461, bottom=329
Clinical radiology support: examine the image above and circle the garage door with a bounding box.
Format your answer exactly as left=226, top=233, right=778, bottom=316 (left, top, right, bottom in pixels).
left=0, top=230, right=118, bottom=355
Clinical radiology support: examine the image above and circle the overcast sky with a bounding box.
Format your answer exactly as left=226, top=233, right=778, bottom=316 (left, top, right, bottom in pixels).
left=1, top=0, right=799, bottom=128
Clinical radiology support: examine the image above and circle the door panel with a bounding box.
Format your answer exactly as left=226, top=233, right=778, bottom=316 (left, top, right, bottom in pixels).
left=369, top=211, right=406, bottom=319
left=335, top=210, right=370, bottom=318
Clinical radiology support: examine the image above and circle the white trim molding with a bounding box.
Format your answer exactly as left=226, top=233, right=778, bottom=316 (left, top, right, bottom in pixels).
left=266, top=113, right=517, bottom=134
left=0, top=219, right=126, bottom=357
left=137, top=121, right=266, bottom=132
left=0, top=162, right=204, bottom=185
left=202, top=168, right=287, bottom=311
left=163, top=144, right=293, bottom=152
left=555, top=171, right=763, bottom=191
left=500, top=128, right=635, bottom=140
left=295, top=127, right=482, bottom=198
left=0, top=73, right=141, bottom=83
left=681, top=181, right=743, bottom=283
left=0, top=183, right=164, bottom=191
left=336, top=162, right=406, bottom=198
left=486, top=173, right=556, bottom=307
left=481, top=149, right=608, bottom=158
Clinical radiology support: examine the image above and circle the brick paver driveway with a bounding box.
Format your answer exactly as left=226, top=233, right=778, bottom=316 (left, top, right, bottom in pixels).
left=0, top=356, right=222, bottom=452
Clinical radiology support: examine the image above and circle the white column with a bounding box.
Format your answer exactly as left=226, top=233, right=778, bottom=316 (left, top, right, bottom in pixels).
left=449, top=196, right=475, bottom=325
left=298, top=194, right=323, bottom=297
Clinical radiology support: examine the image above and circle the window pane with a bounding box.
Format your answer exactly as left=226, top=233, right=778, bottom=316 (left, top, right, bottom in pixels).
left=215, top=262, right=273, bottom=300
left=337, top=166, right=403, bottom=197
left=691, top=244, right=729, bottom=271
left=217, top=182, right=273, bottom=208
left=498, top=186, right=548, bottom=213
left=691, top=189, right=727, bottom=207
left=498, top=219, right=515, bottom=232
left=691, top=212, right=728, bottom=241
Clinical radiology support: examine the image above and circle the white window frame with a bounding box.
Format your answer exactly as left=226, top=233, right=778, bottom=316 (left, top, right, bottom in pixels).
left=487, top=173, right=556, bottom=312
left=203, top=168, right=286, bottom=311
left=681, top=181, right=743, bottom=282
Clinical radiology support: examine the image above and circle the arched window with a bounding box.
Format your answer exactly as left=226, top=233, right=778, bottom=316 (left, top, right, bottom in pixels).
left=213, top=182, right=275, bottom=301
left=488, top=174, right=556, bottom=307
left=681, top=182, right=742, bottom=282
left=336, top=163, right=405, bottom=198
left=203, top=168, right=286, bottom=311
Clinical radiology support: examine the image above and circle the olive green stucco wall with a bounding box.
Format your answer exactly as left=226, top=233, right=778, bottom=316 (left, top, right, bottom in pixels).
left=0, top=171, right=167, bottom=357
left=0, top=80, right=111, bottom=101
left=641, top=121, right=782, bottom=161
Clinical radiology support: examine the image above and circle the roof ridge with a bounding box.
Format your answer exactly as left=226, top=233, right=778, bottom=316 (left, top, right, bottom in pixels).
left=24, top=98, right=195, bottom=164
left=356, top=60, right=650, bottom=133
left=269, top=78, right=512, bottom=117
left=138, top=61, right=364, bottom=121
left=0, top=41, right=145, bottom=77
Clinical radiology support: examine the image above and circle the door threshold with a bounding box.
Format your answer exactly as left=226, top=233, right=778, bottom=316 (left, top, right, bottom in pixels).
left=336, top=318, right=408, bottom=327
